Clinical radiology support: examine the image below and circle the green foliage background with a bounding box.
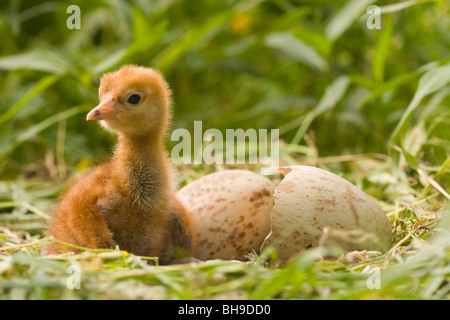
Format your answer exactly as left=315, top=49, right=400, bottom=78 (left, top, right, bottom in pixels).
left=0, top=0, right=448, bottom=179
left=0, top=0, right=449, bottom=300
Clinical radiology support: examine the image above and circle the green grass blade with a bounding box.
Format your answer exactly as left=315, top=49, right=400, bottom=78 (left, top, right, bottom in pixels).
left=0, top=74, right=60, bottom=126
left=0, top=51, right=66, bottom=74
left=92, top=48, right=128, bottom=75
left=378, top=0, right=440, bottom=14
left=390, top=63, right=450, bottom=147
left=358, top=70, right=423, bottom=109
left=325, top=0, right=376, bottom=42
left=292, top=75, right=350, bottom=145
left=153, top=11, right=234, bottom=72
left=0, top=105, right=87, bottom=161
left=265, top=32, right=328, bottom=73
left=372, top=15, right=393, bottom=85
left=389, top=63, right=450, bottom=175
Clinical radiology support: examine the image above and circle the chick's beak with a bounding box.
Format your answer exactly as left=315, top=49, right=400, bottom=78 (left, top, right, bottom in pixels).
left=86, top=99, right=118, bottom=121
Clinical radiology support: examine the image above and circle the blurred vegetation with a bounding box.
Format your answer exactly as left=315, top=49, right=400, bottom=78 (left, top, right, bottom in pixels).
left=0, top=0, right=449, bottom=300
left=0, top=0, right=448, bottom=182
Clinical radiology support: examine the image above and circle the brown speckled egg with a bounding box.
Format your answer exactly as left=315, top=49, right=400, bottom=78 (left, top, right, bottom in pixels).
left=178, top=170, right=274, bottom=260
left=261, top=166, right=392, bottom=261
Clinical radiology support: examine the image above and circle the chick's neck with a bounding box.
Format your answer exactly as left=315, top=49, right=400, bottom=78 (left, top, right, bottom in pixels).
left=114, top=133, right=170, bottom=209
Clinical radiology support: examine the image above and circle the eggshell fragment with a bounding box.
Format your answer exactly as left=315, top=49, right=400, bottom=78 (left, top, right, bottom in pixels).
left=178, top=170, right=274, bottom=260
left=261, top=166, right=392, bottom=261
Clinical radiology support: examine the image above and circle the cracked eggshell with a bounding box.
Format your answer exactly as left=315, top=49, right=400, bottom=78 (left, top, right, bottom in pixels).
left=178, top=170, right=274, bottom=261
left=261, top=166, right=392, bottom=261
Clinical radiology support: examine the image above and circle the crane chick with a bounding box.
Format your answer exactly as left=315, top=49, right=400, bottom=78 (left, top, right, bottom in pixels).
left=48, top=65, right=193, bottom=264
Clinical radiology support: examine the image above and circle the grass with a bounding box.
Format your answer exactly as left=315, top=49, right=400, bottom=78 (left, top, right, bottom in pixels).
left=0, top=152, right=448, bottom=300
left=0, top=0, right=449, bottom=300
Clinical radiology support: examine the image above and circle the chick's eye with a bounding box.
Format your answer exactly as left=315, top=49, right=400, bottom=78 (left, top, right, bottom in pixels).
left=127, top=94, right=141, bottom=105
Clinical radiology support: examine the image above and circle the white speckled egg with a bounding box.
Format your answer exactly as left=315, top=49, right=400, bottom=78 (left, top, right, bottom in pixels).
left=178, top=170, right=274, bottom=260
left=261, top=166, right=392, bottom=261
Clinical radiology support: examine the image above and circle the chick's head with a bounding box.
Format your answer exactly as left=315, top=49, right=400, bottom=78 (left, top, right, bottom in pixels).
left=87, top=65, right=172, bottom=137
